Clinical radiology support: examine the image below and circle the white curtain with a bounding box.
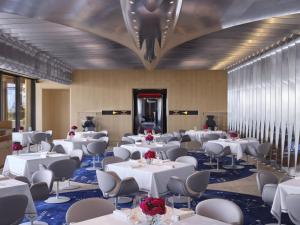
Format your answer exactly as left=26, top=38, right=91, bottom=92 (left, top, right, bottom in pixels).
left=228, top=38, right=300, bottom=171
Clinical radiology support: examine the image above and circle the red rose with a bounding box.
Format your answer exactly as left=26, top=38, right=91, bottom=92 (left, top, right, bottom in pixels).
left=146, top=129, right=153, bottom=134
left=229, top=131, right=238, bottom=138
left=145, top=134, right=154, bottom=142
left=144, top=150, right=156, bottom=159
left=140, top=197, right=166, bottom=216
left=19, top=126, right=24, bottom=131
left=68, top=131, right=75, bottom=136
left=12, top=142, right=23, bottom=151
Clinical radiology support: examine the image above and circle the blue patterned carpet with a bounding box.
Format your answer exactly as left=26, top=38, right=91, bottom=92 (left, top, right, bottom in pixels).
left=25, top=189, right=292, bottom=225
left=71, top=151, right=256, bottom=184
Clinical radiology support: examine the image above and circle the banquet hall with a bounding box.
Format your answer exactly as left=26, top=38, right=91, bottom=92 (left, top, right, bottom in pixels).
left=0, top=1, right=300, bottom=225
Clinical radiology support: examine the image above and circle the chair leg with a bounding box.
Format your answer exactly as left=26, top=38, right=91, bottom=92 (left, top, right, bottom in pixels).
left=56, top=181, right=59, bottom=199
left=115, top=197, right=118, bottom=209
left=63, top=180, right=80, bottom=190
left=209, top=157, right=226, bottom=173
left=44, top=181, right=70, bottom=204
left=249, top=158, right=259, bottom=173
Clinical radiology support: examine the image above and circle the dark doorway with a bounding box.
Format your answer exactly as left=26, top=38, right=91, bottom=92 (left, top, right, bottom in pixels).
left=133, top=89, right=167, bottom=134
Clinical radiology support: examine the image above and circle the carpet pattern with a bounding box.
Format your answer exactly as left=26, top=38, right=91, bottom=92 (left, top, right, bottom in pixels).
left=25, top=189, right=293, bottom=225
left=71, top=151, right=256, bottom=184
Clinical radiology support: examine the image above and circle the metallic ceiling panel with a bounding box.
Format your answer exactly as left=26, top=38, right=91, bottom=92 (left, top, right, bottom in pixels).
left=0, top=1, right=299, bottom=69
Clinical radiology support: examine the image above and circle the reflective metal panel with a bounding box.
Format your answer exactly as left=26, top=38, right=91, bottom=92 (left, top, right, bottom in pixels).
left=228, top=38, right=300, bottom=169
left=0, top=1, right=299, bottom=70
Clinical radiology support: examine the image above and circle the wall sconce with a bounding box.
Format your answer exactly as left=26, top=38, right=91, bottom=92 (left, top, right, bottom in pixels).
left=102, top=110, right=131, bottom=115
left=169, top=110, right=198, bottom=115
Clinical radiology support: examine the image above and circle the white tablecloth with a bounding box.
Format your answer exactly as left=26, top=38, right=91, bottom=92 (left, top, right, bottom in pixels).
left=127, top=134, right=162, bottom=142
left=71, top=212, right=229, bottom=225
left=271, top=178, right=300, bottom=220
left=2, top=152, right=69, bottom=180
left=53, top=138, right=100, bottom=154
left=106, top=160, right=194, bottom=197
left=74, top=131, right=101, bottom=139
left=0, top=178, right=36, bottom=215
left=185, top=130, right=226, bottom=142
left=207, top=139, right=259, bottom=160
left=12, top=131, right=50, bottom=146
left=121, top=141, right=180, bottom=155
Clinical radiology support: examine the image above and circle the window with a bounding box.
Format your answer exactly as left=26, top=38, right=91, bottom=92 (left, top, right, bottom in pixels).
left=20, top=78, right=32, bottom=130
left=1, top=75, right=16, bottom=128
left=0, top=73, right=35, bottom=131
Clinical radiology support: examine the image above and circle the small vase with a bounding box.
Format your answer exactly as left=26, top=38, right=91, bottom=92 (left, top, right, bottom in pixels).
left=147, top=215, right=161, bottom=225
left=146, top=159, right=152, bottom=165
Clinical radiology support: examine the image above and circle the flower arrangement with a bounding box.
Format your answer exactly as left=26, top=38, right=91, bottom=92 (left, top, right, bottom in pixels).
left=68, top=131, right=75, bottom=138
left=12, top=142, right=23, bottom=154
left=71, top=125, right=78, bottom=130
left=140, top=197, right=166, bottom=225
left=229, top=131, right=238, bottom=138
left=145, top=134, right=154, bottom=143
left=146, top=129, right=153, bottom=134
left=144, top=150, right=156, bottom=160
left=19, top=126, right=24, bottom=132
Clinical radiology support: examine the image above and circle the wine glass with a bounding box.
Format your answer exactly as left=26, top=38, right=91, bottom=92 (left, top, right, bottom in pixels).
left=165, top=197, right=176, bottom=225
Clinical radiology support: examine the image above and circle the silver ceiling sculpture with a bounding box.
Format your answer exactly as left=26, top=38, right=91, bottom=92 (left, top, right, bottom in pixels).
left=0, top=0, right=300, bottom=71
left=121, top=0, right=182, bottom=67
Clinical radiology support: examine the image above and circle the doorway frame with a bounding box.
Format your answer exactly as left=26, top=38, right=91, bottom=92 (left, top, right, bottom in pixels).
left=132, top=89, right=167, bottom=134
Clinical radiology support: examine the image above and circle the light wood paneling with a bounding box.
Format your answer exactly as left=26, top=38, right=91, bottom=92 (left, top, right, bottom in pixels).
left=42, top=89, right=70, bottom=139
left=0, top=121, right=12, bottom=167
left=70, top=70, right=227, bottom=143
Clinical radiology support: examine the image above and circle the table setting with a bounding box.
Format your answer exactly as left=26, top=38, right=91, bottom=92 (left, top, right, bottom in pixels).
left=207, top=138, right=259, bottom=160
left=185, top=130, right=227, bottom=142
left=2, top=152, right=69, bottom=180
left=71, top=196, right=229, bottom=225
left=106, top=153, right=194, bottom=197
left=0, top=178, right=36, bottom=216
left=53, top=137, right=102, bottom=154
left=121, top=141, right=180, bottom=156
left=271, top=177, right=300, bottom=222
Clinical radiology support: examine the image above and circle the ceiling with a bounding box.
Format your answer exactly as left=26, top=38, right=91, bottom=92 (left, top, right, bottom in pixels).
left=0, top=0, right=300, bottom=70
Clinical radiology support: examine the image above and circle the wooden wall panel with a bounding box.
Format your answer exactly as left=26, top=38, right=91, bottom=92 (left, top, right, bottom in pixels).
left=69, top=70, right=227, bottom=143
left=0, top=121, right=12, bottom=167
left=36, top=70, right=227, bottom=142
left=42, top=89, right=70, bottom=139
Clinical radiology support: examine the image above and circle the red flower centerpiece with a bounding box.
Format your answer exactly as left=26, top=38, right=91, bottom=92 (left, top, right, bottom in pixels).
left=140, top=197, right=166, bottom=225
left=68, top=131, right=75, bottom=139
left=144, top=150, right=156, bottom=164
left=145, top=134, right=154, bottom=144
left=228, top=131, right=238, bottom=139
left=12, top=142, right=23, bottom=155
left=146, top=129, right=153, bottom=134
left=19, top=126, right=24, bottom=132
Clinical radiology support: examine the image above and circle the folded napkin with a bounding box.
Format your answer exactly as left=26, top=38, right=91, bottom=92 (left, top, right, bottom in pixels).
left=172, top=208, right=194, bottom=221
